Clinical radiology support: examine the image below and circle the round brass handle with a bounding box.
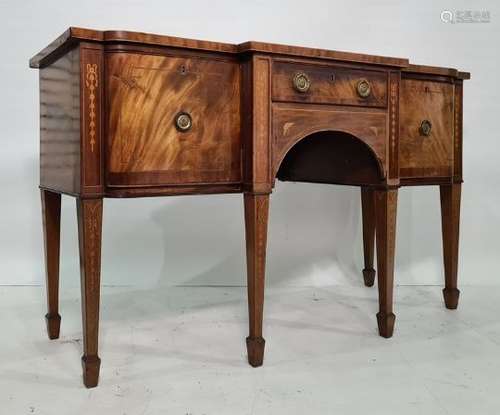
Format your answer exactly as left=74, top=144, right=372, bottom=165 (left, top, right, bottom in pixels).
left=293, top=72, right=311, bottom=93
left=175, top=112, right=192, bottom=132
left=420, top=119, right=432, bottom=136
left=356, top=78, right=371, bottom=98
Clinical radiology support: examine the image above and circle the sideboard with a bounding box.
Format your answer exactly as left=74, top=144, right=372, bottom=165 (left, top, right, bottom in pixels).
left=30, top=27, right=470, bottom=387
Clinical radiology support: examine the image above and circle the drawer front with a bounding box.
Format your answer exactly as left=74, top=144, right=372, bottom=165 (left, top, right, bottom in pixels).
left=272, top=61, right=388, bottom=107
left=400, top=79, right=454, bottom=178
left=106, top=53, right=241, bottom=186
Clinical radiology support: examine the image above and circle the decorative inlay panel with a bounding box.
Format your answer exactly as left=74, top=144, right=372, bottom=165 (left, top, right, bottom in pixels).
left=77, top=197, right=102, bottom=361
left=80, top=45, right=103, bottom=193
left=85, top=63, right=98, bottom=153
left=388, top=72, right=400, bottom=180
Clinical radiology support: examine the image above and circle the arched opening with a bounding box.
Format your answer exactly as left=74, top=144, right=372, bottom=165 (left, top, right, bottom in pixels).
left=276, top=131, right=384, bottom=186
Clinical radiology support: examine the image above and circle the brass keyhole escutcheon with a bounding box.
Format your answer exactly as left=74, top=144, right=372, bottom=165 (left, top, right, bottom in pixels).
left=356, top=78, right=371, bottom=98
left=420, top=119, right=432, bottom=136
left=293, top=72, right=311, bottom=93
left=175, top=112, right=192, bottom=132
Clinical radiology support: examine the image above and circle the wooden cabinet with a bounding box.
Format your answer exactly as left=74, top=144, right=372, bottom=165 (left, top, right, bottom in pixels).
left=106, top=52, right=241, bottom=187
left=30, top=27, right=469, bottom=388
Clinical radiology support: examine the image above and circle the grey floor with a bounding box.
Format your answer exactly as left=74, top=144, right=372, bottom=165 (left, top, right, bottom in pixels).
left=1, top=284, right=500, bottom=414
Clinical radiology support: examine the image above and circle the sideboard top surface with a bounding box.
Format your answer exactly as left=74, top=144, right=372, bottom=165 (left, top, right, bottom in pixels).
left=29, top=27, right=469, bottom=80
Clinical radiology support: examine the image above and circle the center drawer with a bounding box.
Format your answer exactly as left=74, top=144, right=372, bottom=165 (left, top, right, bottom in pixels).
left=272, top=61, right=388, bottom=108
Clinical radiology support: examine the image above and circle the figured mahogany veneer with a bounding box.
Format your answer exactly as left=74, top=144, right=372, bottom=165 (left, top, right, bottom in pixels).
left=272, top=61, right=388, bottom=107
left=272, top=104, right=387, bottom=181
left=400, top=78, right=454, bottom=178
left=30, top=27, right=470, bottom=388
left=106, top=52, right=241, bottom=187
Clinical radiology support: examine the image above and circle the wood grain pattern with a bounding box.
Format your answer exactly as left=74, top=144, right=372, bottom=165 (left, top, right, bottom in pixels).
left=41, top=189, right=62, bottom=339
left=361, top=188, right=376, bottom=287
left=244, top=193, right=269, bottom=367
left=31, top=28, right=472, bottom=82
left=453, top=81, right=463, bottom=181
left=276, top=131, right=384, bottom=186
left=30, top=27, right=409, bottom=69
left=30, top=27, right=102, bottom=68
left=106, top=183, right=242, bottom=198
left=375, top=188, right=398, bottom=338
left=239, top=41, right=408, bottom=67
left=272, top=103, right=387, bottom=179
left=440, top=183, right=461, bottom=309
left=39, top=47, right=81, bottom=194
left=241, top=55, right=272, bottom=193
left=399, top=78, right=454, bottom=178
left=106, top=52, right=241, bottom=187
left=104, top=30, right=237, bottom=54
left=404, top=63, right=470, bottom=80
left=77, top=198, right=103, bottom=388
left=272, top=61, right=388, bottom=108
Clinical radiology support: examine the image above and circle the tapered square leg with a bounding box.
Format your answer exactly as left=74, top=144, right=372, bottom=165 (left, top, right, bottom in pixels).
left=361, top=187, right=376, bottom=287
left=374, top=188, right=398, bottom=338
left=77, top=198, right=103, bottom=388
left=41, top=189, right=62, bottom=340
left=244, top=193, right=269, bottom=367
left=440, top=183, right=461, bottom=309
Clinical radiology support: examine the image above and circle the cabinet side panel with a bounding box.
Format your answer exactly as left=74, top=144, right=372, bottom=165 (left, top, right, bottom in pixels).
left=40, top=47, right=81, bottom=194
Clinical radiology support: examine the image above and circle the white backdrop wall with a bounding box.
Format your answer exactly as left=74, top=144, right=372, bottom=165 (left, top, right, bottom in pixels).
left=0, top=0, right=498, bottom=288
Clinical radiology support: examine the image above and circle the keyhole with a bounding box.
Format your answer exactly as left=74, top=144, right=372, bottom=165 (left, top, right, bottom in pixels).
left=330, top=73, right=336, bottom=82
left=180, top=65, right=187, bottom=75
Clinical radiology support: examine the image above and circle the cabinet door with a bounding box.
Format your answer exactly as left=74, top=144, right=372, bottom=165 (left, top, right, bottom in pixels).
left=399, top=78, right=454, bottom=178
left=106, top=52, right=241, bottom=186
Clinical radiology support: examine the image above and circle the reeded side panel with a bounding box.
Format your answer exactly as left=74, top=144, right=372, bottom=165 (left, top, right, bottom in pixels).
left=106, top=52, right=241, bottom=186
left=40, top=48, right=81, bottom=194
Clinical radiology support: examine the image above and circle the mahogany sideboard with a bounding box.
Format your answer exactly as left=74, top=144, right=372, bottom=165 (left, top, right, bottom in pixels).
left=30, top=27, right=470, bottom=387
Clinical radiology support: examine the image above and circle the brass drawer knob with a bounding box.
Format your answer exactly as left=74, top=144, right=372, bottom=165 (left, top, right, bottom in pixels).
left=293, top=72, right=311, bottom=93
left=420, top=119, right=432, bottom=136
left=175, top=112, right=192, bottom=132
left=356, top=78, right=371, bottom=98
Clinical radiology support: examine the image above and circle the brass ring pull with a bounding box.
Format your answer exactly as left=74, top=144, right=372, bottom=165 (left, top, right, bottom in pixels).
left=293, top=72, right=311, bottom=93
left=419, top=119, right=432, bottom=136
left=175, top=112, right=192, bottom=132
left=356, top=78, right=371, bottom=98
